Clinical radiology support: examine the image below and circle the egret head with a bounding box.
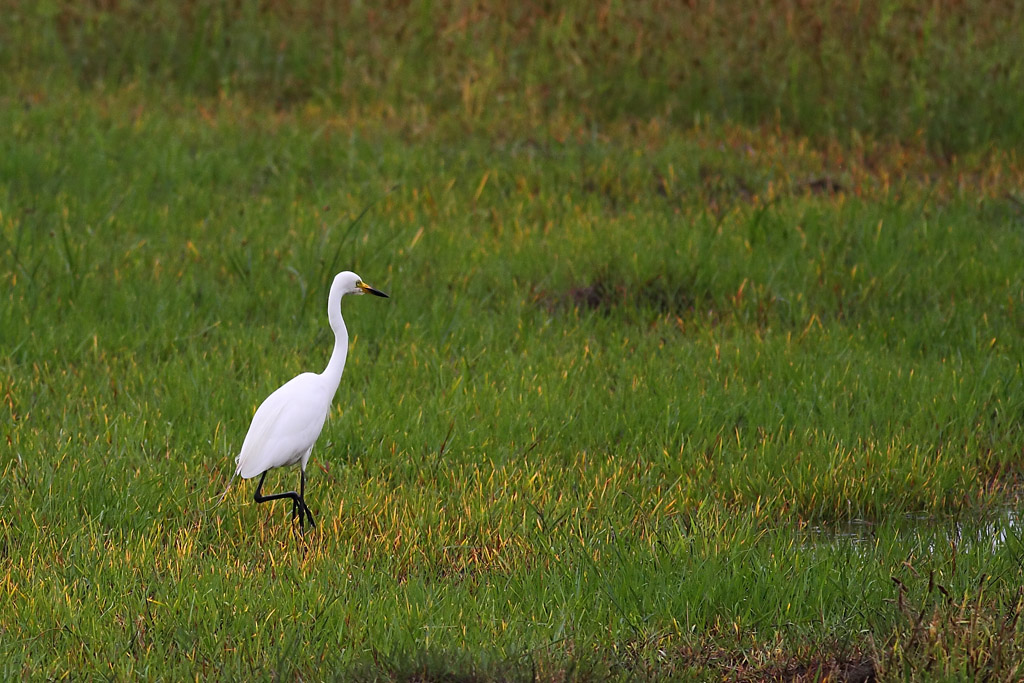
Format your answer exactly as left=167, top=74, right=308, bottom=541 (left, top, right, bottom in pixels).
left=334, top=271, right=389, bottom=298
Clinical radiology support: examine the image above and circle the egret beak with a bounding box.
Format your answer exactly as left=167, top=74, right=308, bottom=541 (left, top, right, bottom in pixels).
left=357, top=281, right=389, bottom=298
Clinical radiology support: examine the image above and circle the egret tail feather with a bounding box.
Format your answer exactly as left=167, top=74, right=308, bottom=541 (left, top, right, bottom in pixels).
left=217, top=472, right=238, bottom=504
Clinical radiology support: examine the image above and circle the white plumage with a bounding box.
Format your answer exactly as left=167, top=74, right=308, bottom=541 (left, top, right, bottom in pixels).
left=234, top=270, right=388, bottom=529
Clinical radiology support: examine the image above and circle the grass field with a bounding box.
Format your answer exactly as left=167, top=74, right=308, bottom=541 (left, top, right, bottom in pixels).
left=3, top=2, right=1024, bottom=680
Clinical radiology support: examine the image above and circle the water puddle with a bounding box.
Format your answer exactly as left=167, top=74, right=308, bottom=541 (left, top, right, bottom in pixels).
left=799, top=505, right=1022, bottom=555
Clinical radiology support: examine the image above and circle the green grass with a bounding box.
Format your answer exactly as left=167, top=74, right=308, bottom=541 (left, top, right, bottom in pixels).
left=3, top=3, right=1024, bottom=680
left=4, top=1, right=1024, bottom=153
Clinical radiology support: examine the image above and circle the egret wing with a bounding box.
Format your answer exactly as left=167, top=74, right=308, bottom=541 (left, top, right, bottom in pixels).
left=235, top=373, right=332, bottom=479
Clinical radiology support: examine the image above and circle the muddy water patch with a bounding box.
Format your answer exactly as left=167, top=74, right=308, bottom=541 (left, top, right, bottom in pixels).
left=798, top=505, right=1021, bottom=554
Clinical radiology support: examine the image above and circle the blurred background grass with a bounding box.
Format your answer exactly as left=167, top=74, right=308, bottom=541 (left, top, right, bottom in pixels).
left=4, top=0, right=1024, bottom=152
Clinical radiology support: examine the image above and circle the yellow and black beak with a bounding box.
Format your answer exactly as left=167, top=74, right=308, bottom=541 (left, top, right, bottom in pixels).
left=357, top=281, right=389, bottom=298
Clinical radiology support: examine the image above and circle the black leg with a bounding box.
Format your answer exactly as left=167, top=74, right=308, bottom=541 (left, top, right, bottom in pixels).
left=299, top=468, right=316, bottom=529
left=253, top=470, right=315, bottom=530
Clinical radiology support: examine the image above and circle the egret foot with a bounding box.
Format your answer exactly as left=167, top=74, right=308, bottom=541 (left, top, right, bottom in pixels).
left=254, top=470, right=316, bottom=530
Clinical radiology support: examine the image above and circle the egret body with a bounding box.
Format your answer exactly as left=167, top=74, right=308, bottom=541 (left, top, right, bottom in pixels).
left=235, top=271, right=388, bottom=529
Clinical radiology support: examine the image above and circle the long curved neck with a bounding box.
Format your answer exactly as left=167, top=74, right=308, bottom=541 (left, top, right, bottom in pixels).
left=322, top=285, right=348, bottom=389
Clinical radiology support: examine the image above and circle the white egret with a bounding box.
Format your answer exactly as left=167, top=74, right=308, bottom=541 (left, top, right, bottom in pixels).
left=234, top=271, right=388, bottom=530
